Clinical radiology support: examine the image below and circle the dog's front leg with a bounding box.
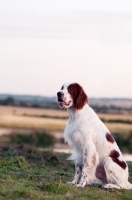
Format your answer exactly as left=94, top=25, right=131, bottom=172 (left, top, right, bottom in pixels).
left=67, top=163, right=82, bottom=185
left=77, top=145, right=97, bottom=188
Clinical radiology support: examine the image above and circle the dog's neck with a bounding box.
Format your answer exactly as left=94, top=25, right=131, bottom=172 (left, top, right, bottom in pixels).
left=67, top=103, right=88, bottom=119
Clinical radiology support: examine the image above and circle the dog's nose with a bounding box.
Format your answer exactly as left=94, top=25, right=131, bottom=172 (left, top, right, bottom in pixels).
left=57, top=92, right=62, bottom=97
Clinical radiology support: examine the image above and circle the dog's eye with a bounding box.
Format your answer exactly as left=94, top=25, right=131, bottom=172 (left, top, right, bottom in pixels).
left=69, top=87, right=73, bottom=92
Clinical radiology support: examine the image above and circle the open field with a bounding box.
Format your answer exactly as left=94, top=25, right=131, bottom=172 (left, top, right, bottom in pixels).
left=98, top=113, right=132, bottom=121
left=0, top=106, right=132, bottom=199
left=0, top=114, right=66, bottom=131
left=1, top=106, right=132, bottom=120
left=0, top=106, right=67, bottom=131
left=0, top=106, right=68, bottom=117
left=0, top=145, right=132, bottom=200
left=0, top=106, right=132, bottom=133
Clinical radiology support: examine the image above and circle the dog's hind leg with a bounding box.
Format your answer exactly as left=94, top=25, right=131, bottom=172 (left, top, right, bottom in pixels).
left=103, top=156, right=130, bottom=189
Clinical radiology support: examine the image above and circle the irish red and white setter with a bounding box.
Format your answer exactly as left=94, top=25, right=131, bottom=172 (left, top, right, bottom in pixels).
left=57, top=82, right=132, bottom=189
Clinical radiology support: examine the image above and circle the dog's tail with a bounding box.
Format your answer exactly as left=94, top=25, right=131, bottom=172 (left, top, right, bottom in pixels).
left=66, top=154, right=75, bottom=161
left=126, top=181, right=132, bottom=189
left=66, top=152, right=77, bottom=161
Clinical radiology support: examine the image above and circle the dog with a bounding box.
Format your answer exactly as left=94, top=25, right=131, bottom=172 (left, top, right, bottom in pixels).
left=57, top=82, right=132, bottom=189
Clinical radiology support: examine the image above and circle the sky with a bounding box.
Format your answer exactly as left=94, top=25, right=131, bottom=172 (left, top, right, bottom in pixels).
left=0, top=0, right=132, bottom=98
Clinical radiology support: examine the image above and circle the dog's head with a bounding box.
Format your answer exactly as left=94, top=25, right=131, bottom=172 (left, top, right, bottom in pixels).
left=57, top=82, right=88, bottom=109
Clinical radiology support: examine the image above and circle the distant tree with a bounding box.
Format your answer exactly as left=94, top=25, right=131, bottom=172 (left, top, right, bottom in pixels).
left=3, top=97, right=15, bottom=105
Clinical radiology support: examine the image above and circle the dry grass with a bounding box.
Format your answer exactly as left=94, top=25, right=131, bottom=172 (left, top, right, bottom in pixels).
left=0, top=106, right=132, bottom=132
left=98, top=113, right=132, bottom=121
left=105, top=123, right=132, bottom=133
left=0, top=106, right=67, bottom=131
left=0, top=106, right=68, bottom=117
left=0, top=115, right=66, bottom=131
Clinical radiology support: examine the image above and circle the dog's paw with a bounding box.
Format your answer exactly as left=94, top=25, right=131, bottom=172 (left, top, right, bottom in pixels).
left=76, top=181, right=86, bottom=188
left=67, top=181, right=76, bottom=185
left=76, top=183, right=85, bottom=188
left=103, top=184, right=121, bottom=189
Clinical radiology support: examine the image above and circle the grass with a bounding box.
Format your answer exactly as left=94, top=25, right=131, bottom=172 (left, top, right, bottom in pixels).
left=23, top=114, right=69, bottom=120
left=0, top=131, right=55, bottom=148
left=0, top=106, right=132, bottom=199
left=114, top=131, right=132, bottom=153
left=0, top=106, right=68, bottom=117
left=22, top=114, right=132, bottom=124
left=0, top=145, right=132, bottom=200
left=0, top=114, right=66, bottom=131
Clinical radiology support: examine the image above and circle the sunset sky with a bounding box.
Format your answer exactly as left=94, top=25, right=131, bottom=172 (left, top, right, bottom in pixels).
left=0, top=0, right=132, bottom=97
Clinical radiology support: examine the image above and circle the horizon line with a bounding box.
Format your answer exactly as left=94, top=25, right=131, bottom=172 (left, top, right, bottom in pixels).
left=0, top=93, right=132, bottom=100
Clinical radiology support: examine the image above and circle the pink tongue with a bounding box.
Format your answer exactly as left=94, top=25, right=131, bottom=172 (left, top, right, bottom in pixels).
left=65, top=101, right=71, bottom=106
left=58, top=101, right=71, bottom=106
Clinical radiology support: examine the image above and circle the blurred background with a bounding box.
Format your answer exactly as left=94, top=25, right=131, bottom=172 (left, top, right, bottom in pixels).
left=0, top=0, right=132, bottom=159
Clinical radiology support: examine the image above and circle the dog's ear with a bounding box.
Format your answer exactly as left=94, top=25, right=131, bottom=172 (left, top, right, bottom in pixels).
left=74, top=84, right=88, bottom=110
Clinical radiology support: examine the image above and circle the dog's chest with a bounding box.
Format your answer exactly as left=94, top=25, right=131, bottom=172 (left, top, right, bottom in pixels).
left=64, top=120, right=75, bottom=137
left=64, top=117, right=85, bottom=148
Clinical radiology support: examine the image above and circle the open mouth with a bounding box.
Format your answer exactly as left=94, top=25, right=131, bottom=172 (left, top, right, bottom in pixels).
left=58, top=99, right=72, bottom=107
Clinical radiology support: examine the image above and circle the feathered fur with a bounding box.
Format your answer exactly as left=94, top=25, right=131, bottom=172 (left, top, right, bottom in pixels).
left=57, top=82, right=132, bottom=189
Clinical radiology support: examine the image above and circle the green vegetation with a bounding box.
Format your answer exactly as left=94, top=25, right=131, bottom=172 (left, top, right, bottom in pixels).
left=0, top=131, right=55, bottom=148
left=114, top=131, right=132, bottom=153
left=0, top=96, right=58, bottom=109
left=0, top=106, right=132, bottom=199
left=0, top=145, right=132, bottom=200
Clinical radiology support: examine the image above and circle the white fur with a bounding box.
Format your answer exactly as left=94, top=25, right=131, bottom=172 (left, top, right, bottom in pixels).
left=57, top=82, right=74, bottom=109
left=58, top=83, right=132, bottom=189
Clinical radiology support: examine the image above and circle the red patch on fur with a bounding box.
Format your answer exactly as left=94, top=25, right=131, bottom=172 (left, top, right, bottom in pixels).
left=109, top=150, right=127, bottom=169
left=110, top=150, right=120, bottom=158
left=106, top=133, right=115, bottom=143
left=96, top=164, right=107, bottom=183
left=68, top=83, right=88, bottom=110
